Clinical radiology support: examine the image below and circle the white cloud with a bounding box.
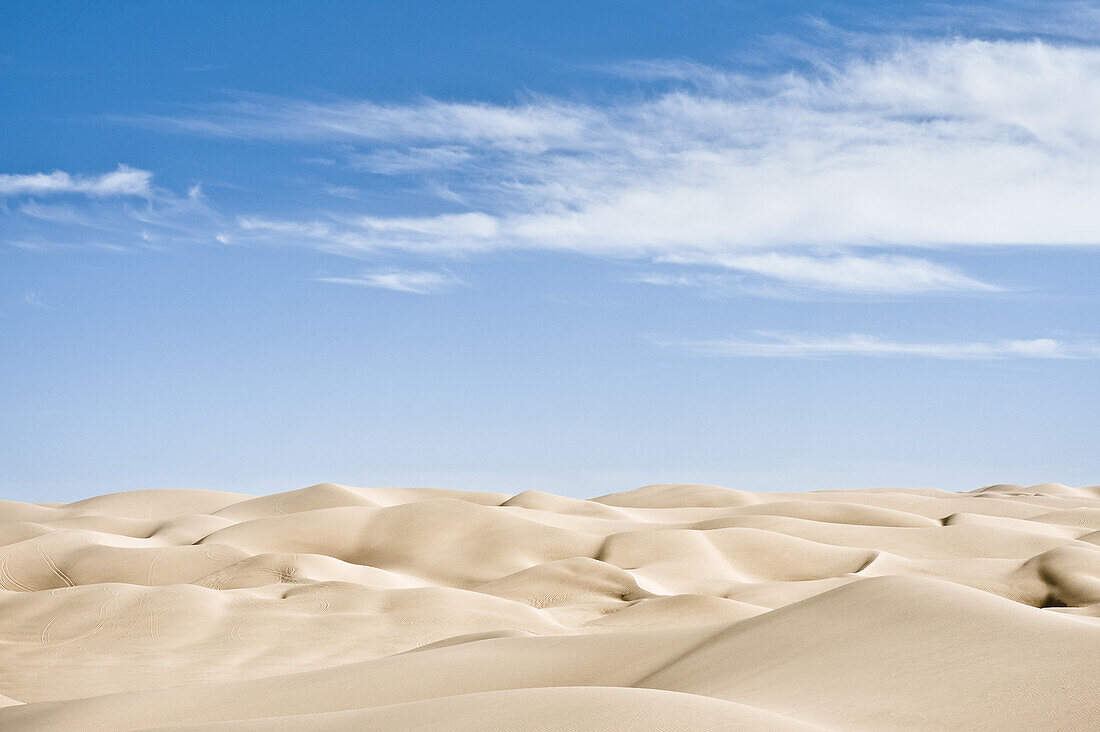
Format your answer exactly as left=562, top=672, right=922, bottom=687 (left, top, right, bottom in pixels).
left=237, top=216, right=332, bottom=237
left=0, top=165, right=152, bottom=197
left=633, top=272, right=724, bottom=288
left=316, top=269, right=463, bottom=294
left=352, top=146, right=475, bottom=174
left=604, top=58, right=737, bottom=85
left=321, top=185, right=363, bottom=200
left=17, top=201, right=112, bottom=229
left=142, top=37, right=1100, bottom=293
left=3, top=170, right=222, bottom=255
left=137, top=95, right=594, bottom=152
left=887, top=1, right=1100, bottom=43
left=657, top=253, right=999, bottom=293
left=352, top=212, right=499, bottom=238
left=657, top=332, right=1100, bottom=359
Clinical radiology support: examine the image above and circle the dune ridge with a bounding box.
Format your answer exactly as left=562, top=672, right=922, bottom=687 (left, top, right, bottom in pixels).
left=1, top=481, right=1099, bottom=730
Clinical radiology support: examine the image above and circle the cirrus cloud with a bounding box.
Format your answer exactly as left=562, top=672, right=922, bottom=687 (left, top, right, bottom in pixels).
left=316, top=268, right=463, bottom=294
left=14, top=32, right=1100, bottom=298
left=0, top=165, right=153, bottom=198
left=135, top=36, right=1100, bottom=294
left=654, top=332, right=1100, bottom=359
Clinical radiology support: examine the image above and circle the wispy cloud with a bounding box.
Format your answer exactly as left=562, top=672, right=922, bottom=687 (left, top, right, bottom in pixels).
left=654, top=253, right=1000, bottom=294
left=872, top=1, right=1100, bottom=43
left=130, top=95, right=594, bottom=151
left=4, top=169, right=222, bottom=255
left=23, top=290, right=46, bottom=308
left=655, top=332, right=1100, bottom=359
left=8, top=27, right=1100, bottom=300
left=316, top=269, right=463, bottom=294
left=128, top=36, right=1100, bottom=294
left=352, top=146, right=475, bottom=174
left=0, top=165, right=153, bottom=197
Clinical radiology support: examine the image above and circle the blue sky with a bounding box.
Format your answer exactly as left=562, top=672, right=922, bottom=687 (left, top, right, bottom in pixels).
left=3, top=1, right=1100, bottom=501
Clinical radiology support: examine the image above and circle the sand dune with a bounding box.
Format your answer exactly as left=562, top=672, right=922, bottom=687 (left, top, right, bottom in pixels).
left=1, top=482, right=1099, bottom=729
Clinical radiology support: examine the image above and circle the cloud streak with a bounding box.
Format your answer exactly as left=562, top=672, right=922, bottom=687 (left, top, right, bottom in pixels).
left=655, top=253, right=1000, bottom=294
left=316, top=269, right=463, bottom=294
left=0, top=165, right=153, bottom=197
left=9, top=31, right=1100, bottom=298
left=23, top=290, right=46, bottom=308
left=133, top=36, right=1100, bottom=293
left=657, top=332, right=1100, bottom=359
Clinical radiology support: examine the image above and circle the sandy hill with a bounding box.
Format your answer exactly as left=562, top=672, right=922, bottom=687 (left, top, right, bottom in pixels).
left=1, top=481, right=1099, bottom=730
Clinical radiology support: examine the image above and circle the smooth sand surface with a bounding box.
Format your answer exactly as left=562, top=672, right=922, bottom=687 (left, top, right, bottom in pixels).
left=2, top=482, right=1099, bottom=730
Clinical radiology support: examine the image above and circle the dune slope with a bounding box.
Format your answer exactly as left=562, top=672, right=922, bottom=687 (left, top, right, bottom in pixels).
left=1, top=481, right=1099, bottom=730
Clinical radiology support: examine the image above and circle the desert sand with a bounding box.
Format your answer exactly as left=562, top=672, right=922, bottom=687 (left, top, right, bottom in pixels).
left=1, top=481, right=1099, bottom=730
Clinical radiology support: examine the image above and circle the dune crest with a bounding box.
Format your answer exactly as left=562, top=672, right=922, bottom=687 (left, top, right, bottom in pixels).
left=2, top=482, right=1099, bottom=730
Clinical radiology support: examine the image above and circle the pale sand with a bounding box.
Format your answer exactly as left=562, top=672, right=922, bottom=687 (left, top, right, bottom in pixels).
left=2, top=482, right=1099, bottom=730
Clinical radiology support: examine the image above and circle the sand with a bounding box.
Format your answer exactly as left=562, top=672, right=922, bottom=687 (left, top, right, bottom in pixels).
left=1, top=482, right=1099, bottom=730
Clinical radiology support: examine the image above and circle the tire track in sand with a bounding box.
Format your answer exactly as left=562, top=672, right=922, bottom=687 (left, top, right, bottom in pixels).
left=0, top=550, right=36, bottom=592
left=36, top=543, right=75, bottom=588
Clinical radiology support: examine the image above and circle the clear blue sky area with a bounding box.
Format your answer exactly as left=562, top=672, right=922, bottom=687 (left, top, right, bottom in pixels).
left=3, top=1, right=1099, bottom=501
